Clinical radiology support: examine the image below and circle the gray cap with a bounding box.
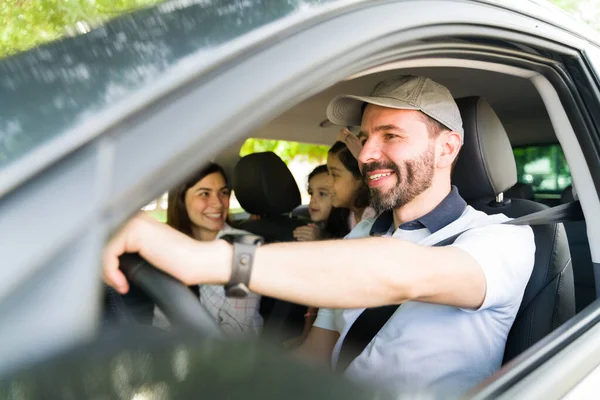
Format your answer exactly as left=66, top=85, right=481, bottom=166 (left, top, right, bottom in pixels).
left=326, top=75, right=464, bottom=139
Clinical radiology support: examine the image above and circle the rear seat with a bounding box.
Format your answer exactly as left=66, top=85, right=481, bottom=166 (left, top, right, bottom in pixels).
left=231, top=151, right=309, bottom=340
left=561, top=185, right=596, bottom=311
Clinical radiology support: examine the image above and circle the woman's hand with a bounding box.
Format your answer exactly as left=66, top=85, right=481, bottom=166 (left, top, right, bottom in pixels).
left=103, top=214, right=230, bottom=294
left=336, top=128, right=362, bottom=160
left=293, top=223, right=322, bottom=241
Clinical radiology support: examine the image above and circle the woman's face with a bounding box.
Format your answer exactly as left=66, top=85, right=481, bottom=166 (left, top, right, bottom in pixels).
left=184, top=172, right=230, bottom=238
left=327, top=152, right=363, bottom=209
left=308, top=172, right=333, bottom=223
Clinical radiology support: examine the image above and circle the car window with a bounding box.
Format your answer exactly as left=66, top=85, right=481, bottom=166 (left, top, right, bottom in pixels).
left=513, top=144, right=572, bottom=196
left=0, top=0, right=340, bottom=171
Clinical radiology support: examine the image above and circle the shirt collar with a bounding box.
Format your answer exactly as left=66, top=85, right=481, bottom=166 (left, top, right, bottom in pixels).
left=369, top=186, right=467, bottom=236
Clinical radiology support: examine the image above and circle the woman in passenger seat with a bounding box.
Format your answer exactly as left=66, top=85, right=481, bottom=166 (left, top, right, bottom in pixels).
left=153, top=163, right=264, bottom=337
left=286, top=165, right=351, bottom=348
left=328, top=140, right=376, bottom=229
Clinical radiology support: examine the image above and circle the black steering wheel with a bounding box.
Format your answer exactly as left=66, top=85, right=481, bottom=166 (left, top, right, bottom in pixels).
left=117, top=253, right=222, bottom=337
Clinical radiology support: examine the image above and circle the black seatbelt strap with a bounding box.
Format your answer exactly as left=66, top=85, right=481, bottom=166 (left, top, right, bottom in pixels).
left=335, top=200, right=583, bottom=373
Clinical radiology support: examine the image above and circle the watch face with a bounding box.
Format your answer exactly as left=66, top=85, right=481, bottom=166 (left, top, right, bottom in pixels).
left=225, top=283, right=250, bottom=298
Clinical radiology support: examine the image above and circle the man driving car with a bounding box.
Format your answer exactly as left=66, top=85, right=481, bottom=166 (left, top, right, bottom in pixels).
left=103, top=75, right=535, bottom=396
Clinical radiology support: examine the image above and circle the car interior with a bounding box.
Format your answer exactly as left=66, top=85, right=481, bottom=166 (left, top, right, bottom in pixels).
left=103, top=66, right=595, bottom=366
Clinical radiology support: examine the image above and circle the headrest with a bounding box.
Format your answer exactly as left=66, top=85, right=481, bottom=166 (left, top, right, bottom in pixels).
left=505, top=182, right=535, bottom=201
left=233, top=152, right=301, bottom=216
left=561, top=185, right=578, bottom=203
left=452, top=97, right=517, bottom=200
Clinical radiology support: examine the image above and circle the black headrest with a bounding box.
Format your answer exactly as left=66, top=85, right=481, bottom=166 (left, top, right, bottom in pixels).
left=505, top=182, right=535, bottom=201
left=452, top=97, right=517, bottom=201
left=561, top=184, right=578, bottom=203
left=233, top=152, right=301, bottom=216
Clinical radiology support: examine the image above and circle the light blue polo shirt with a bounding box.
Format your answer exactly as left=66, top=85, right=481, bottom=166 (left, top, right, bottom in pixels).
left=313, top=187, right=535, bottom=397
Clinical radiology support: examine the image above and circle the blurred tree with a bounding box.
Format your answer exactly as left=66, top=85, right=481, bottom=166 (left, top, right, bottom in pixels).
left=548, top=0, right=600, bottom=28
left=0, top=0, right=163, bottom=58
left=240, top=138, right=330, bottom=164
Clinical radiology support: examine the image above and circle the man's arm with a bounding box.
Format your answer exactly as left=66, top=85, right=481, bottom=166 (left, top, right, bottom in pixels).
left=104, top=214, right=489, bottom=309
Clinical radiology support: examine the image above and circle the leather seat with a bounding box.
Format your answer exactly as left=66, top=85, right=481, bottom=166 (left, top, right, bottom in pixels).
left=452, top=97, right=575, bottom=363
left=561, top=185, right=596, bottom=311
left=505, top=182, right=535, bottom=201
left=232, top=151, right=309, bottom=339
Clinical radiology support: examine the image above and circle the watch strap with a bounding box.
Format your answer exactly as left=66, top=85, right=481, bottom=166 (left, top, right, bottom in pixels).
left=221, top=234, right=263, bottom=298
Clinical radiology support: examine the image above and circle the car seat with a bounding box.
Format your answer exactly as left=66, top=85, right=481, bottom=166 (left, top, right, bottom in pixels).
left=561, top=185, right=596, bottom=311
left=452, top=97, right=576, bottom=363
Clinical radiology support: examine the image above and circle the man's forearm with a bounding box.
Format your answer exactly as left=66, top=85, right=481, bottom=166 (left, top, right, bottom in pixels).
left=127, top=219, right=484, bottom=310
left=250, top=238, right=418, bottom=309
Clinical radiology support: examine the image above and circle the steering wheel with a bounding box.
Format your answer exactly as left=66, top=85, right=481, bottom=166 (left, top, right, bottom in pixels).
left=117, top=253, right=222, bottom=337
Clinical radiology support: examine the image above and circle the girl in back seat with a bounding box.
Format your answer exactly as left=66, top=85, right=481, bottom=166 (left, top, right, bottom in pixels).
left=327, top=140, right=375, bottom=229
left=293, top=165, right=349, bottom=242
left=286, top=164, right=354, bottom=348
left=153, top=163, right=263, bottom=337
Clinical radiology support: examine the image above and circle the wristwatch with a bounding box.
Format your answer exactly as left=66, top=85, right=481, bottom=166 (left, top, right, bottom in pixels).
left=220, top=234, right=264, bottom=298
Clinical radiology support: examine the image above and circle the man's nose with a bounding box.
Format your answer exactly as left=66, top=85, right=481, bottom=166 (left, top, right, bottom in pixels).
left=358, top=138, right=382, bottom=164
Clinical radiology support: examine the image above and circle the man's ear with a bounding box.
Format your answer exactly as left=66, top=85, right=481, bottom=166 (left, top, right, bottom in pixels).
left=437, top=131, right=462, bottom=169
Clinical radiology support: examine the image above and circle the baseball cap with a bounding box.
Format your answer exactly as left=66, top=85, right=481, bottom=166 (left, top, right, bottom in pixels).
left=326, top=75, right=464, bottom=139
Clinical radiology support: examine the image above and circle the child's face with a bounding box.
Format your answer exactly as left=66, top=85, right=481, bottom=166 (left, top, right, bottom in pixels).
left=308, top=172, right=334, bottom=223
left=327, top=152, right=363, bottom=209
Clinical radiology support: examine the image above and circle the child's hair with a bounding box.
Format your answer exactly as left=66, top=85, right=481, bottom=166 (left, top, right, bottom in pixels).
left=308, top=164, right=350, bottom=239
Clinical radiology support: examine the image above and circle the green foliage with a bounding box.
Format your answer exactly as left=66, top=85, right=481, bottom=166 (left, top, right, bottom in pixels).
left=240, top=138, right=330, bottom=164
left=548, top=0, right=580, bottom=13
left=513, top=145, right=571, bottom=192
left=0, top=0, right=163, bottom=58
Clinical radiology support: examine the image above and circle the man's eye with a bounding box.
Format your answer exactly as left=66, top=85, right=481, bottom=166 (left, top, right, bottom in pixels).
left=384, top=133, right=397, bottom=140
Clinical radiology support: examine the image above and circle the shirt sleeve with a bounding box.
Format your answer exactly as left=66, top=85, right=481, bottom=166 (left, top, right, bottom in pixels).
left=450, top=223, right=536, bottom=311
left=313, top=307, right=336, bottom=331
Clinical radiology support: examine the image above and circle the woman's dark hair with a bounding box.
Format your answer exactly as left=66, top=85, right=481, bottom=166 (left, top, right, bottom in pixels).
left=328, top=141, right=370, bottom=209
left=167, top=163, right=229, bottom=238
left=307, top=164, right=350, bottom=239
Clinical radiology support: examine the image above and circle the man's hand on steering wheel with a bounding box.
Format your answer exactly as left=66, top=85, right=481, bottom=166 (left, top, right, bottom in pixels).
left=103, top=214, right=230, bottom=294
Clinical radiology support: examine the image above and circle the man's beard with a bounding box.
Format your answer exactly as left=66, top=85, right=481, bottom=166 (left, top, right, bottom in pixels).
left=362, top=145, right=436, bottom=213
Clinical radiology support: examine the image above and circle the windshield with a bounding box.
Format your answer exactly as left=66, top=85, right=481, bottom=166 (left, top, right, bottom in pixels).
left=0, top=0, right=342, bottom=170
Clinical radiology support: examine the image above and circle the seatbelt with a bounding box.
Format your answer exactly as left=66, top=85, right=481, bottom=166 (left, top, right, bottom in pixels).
left=335, top=200, right=584, bottom=373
